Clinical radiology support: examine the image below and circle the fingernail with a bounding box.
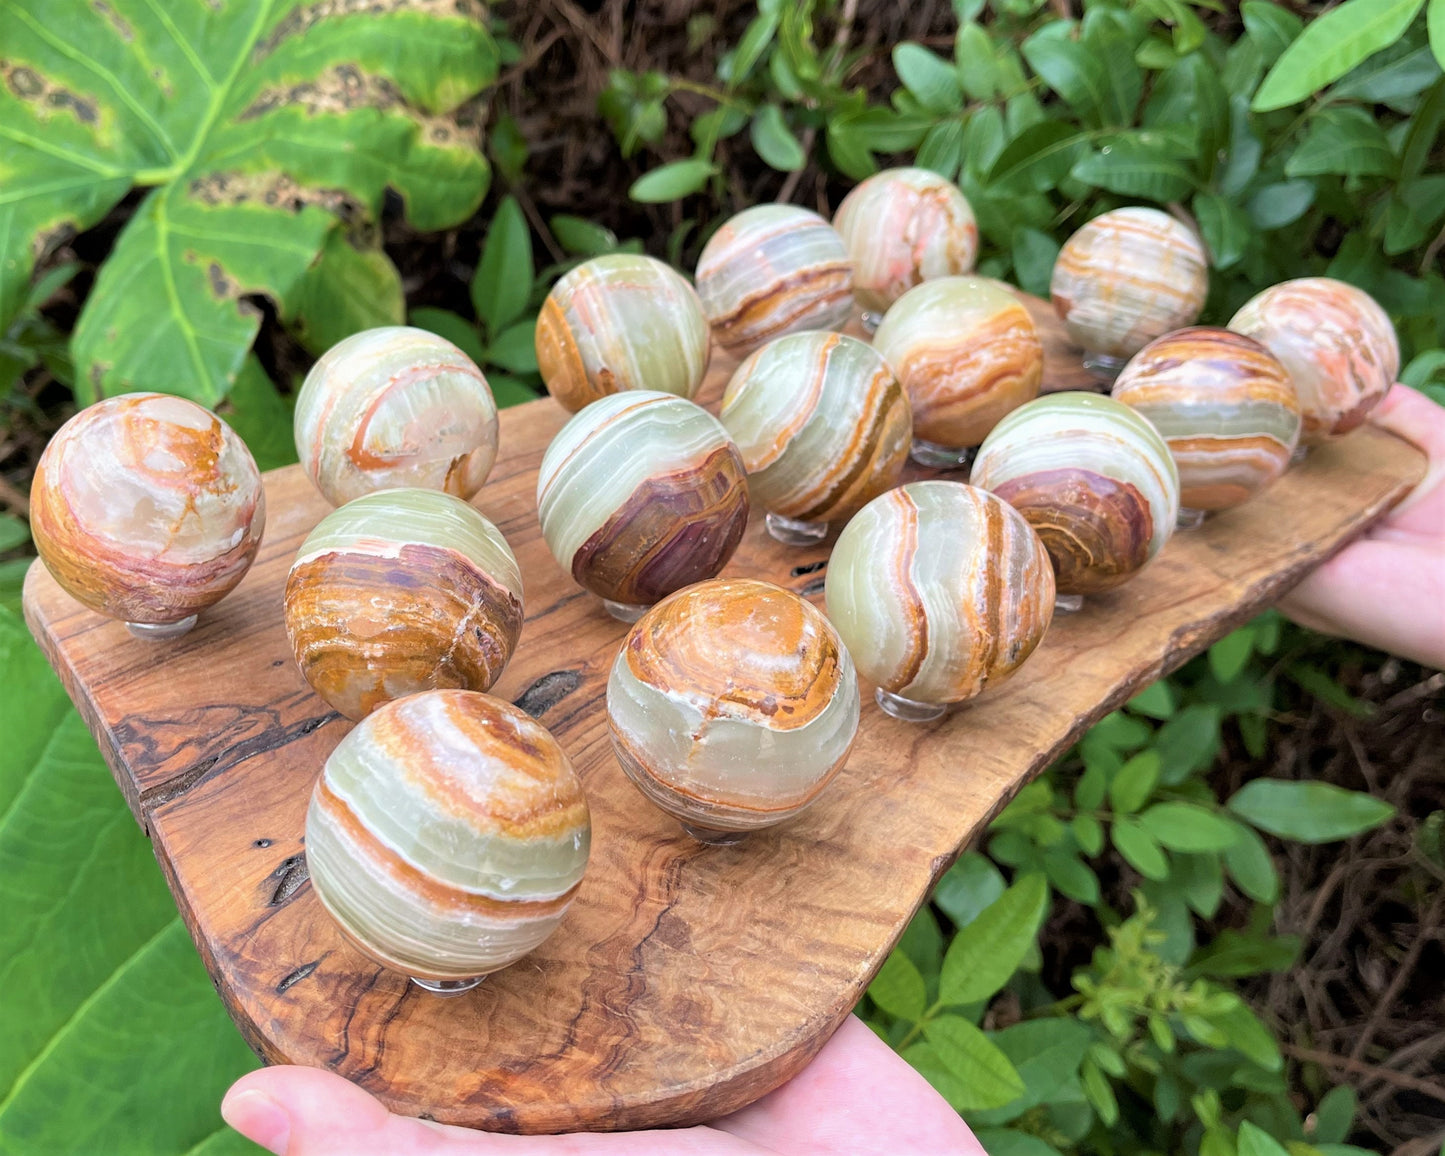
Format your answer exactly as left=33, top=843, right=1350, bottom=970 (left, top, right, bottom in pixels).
left=221, top=1088, right=291, bottom=1155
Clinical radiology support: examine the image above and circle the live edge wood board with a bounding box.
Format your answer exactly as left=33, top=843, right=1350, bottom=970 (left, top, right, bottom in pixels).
left=23, top=293, right=1426, bottom=1134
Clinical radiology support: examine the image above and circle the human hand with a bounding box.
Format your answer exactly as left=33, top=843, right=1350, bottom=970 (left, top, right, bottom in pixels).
left=1278, top=383, right=1445, bottom=669
left=220, top=1014, right=984, bottom=1155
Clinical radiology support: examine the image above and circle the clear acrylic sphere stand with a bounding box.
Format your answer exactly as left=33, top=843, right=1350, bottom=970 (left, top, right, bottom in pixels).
left=910, top=439, right=974, bottom=471
left=603, top=599, right=649, bottom=623
left=875, top=687, right=948, bottom=723
left=411, top=975, right=484, bottom=996
left=765, top=511, right=829, bottom=546
left=125, top=615, right=198, bottom=640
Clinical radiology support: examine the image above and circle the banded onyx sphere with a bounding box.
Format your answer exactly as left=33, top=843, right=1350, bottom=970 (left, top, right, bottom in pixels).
left=833, top=167, right=979, bottom=313
left=1228, top=277, right=1399, bottom=445
left=608, top=578, right=859, bottom=839
left=295, top=326, right=498, bottom=506
left=871, top=276, right=1043, bottom=450
left=285, top=488, right=523, bottom=720
left=825, top=481, right=1055, bottom=708
left=1112, top=327, right=1301, bottom=511
left=971, top=393, right=1180, bottom=595
left=694, top=204, right=853, bottom=358
left=537, top=392, right=750, bottom=608
left=719, top=332, right=912, bottom=525
left=1051, top=208, right=1208, bottom=362
left=306, top=690, right=590, bottom=986
left=30, top=393, right=265, bottom=627
left=535, top=254, right=711, bottom=413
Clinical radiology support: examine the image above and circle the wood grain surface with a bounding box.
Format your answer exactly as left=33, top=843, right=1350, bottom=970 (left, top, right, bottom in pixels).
left=23, top=295, right=1426, bottom=1133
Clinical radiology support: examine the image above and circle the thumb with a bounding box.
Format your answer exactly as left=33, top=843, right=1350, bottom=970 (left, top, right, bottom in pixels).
left=222, top=1065, right=485, bottom=1156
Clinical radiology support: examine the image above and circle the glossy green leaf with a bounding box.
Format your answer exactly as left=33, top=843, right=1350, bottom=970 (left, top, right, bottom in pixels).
left=286, top=229, right=405, bottom=357
left=1254, top=0, right=1426, bottom=110
left=486, top=320, right=540, bottom=375
left=1247, top=180, right=1317, bottom=229
left=1023, top=22, right=1109, bottom=124
left=972, top=1019, right=1093, bottom=1124
left=1330, top=41, right=1441, bottom=104
left=1194, top=192, right=1252, bottom=271
left=1286, top=107, right=1398, bottom=178
left=1071, top=133, right=1195, bottom=200
left=987, top=121, right=1090, bottom=194
left=1011, top=227, right=1060, bottom=297
left=1154, top=704, right=1221, bottom=784
left=485, top=373, right=541, bottom=410
left=1080, top=1057, right=1119, bottom=1125
left=826, top=118, right=877, bottom=181
left=1188, top=928, right=1300, bottom=977
left=867, top=948, right=927, bottom=1023
left=750, top=104, right=806, bottom=171
left=1174, top=851, right=1225, bottom=917
left=1110, top=750, right=1162, bottom=815
left=971, top=1130, right=1065, bottom=1156
left=956, top=22, right=998, bottom=100
left=1227, top=780, right=1396, bottom=842
left=629, top=159, right=719, bottom=203
left=0, top=609, right=259, bottom=1152
left=472, top=196, right=534, bottom=337
left=409, top=307, right=487, bottom=368
left=217, top=357, right=297, bottom=473
left=939, top=874, right=1049, bottom=1006
left=1112, top=817, right=1170, bottom=880
left=1072, top=813, right=1105, bottom=856
left=923, top=1016, right=1026, bottom=1107
left=933, top=851, right=1006, bottom=929
left=1128, top=680, right=1176, bottom=720
left=893, top=42, right=963, bottom=113
left=917, top=119, right=965, bottom=182
left=1239, top=1119, right=1291, bottom=1156
left=1432, top=0, right=1445, bottom=68
left=1243, top=0, right=1305, bottom=65
left=898, top=905, right=946, bottom=988
left=4, top=1, right=495, bottom=403
left=1209, top=626, right=1257, bottom=684
left=1139, top=802, right=1240, bottom=852
left=1313, top=1085, right=1358, bottom=1145
left=550, top=215, right=621, bottom=257
left=1221, top=819, right=1280, bottom=902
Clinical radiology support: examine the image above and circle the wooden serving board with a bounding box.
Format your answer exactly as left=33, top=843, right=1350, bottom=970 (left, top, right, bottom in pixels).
left=23, top=295, right=1426, bottom=1134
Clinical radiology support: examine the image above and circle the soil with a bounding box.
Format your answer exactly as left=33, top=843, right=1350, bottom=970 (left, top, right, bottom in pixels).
left=2, top=2, right=1440, bottom=1151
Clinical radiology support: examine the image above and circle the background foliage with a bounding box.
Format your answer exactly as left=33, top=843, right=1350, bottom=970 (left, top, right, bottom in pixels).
left=1, top=0, right=1443, bottom=1153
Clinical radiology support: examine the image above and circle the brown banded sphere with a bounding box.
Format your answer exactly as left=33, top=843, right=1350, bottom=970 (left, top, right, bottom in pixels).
left=284, top=489, right=523, bottom=720
left=30, top=393, right=265, bottom=625
left=1112, top=328, right=1301, bottom=511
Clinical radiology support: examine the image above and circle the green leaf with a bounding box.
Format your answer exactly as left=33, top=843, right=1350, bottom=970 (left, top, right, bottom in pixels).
left=898, top=905, right=946, bottom=986
left=971, top=1130, right=1065, bottom=1156
left=1072, top=813, right=1105, bottom=856
left=629, top=159, right=719, bottom=203
left=727, top=10, right=779, bottom=84
left=0, top=610, right=258, bottom=1151
left=489, top=111, right=528, bottom=185
left=1139, top=802, right=1241, bottom=852
left=10, top=1, right=494, bottom=403
left=486, top=319, right=540, bottom=375
left=977, top=1019, right=1093, bottom=1122
left=1194, top=192, right=1252, bottom=271
left=1222, top=820, right=1280, bottom=903
left=1128, top=680, right=1176, bottom=720
left=1247, top=180, right=1317, bottom=229
left=867, top=948, right=927, bottom=1023
left=485, top=373, right=541, bottom=410
left=1243, top=1, right=1305, bottom=65
left=934, top=851, right=1006, bottom=929
left=1011, top=227, right=1060, bottom=297
left=217, top=356, right=297, bottom=473
left=286, top=229, right=405, bottom=357
left=1023, top=22, right=1110, bottom=124
left=409, top=307, right=488, bottom=368
left=1154, top=705, right=1221, bottom=784
left=1174, top=851, right=1225, bottom=917
left=1313, top=1086, right=1357, bottom=1145
left=1330, top=41, right=1441, bottom=104
left=1188, top=928, right=1300, bottom=977
left=1239, top=1120, right=1292, bottom=1156
left=987, top=121, right=1090, bottom=194
left=917, top=119, right=966, bottom=182
left=1432, top=0, right=1445, bottom=68
left=1044, top=850, right=1100, bottom=903
left=956, top=22, right=998, bottom=100
left=472, top=196, right=534, bottom=337
left=1209, top=626, right=1257, bottom=684
left=1080, top=1057, right=1119, bottom=1126
left=1286, top=662, right=1375, bottom=717
left=1112, top=817, right=1170, bottom=880
left=922, top=1016, right=1027, bottom=1108
left=1227, top=780, right=1395, bottom=842
left=894, top=42, right=963, bottom=113
left=939, top=874, right=1049, bottom=1006
left=1110, top=750, right=1162, bottom=815
left=1253, top=0, right=1426, bottom=110
left=0, top=561, right=30, bottom=617
left=1285, top=107, right=1398, bottom=178
left=750, top=104, right=806, bottom=172
left=550, top=215, right=620, bottom=257
left=0, top=516, right=30, bottom=554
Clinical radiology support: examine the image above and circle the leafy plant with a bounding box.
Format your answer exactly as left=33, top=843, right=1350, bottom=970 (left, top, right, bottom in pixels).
left=0, top=0, right=498, bottom=409
left=861, top=614, right=1399, bottom=1154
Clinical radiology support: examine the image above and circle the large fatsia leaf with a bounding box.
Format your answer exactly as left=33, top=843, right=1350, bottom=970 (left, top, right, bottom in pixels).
left=0, top=608, right=261, bottom=1153
left=0, top=0, right=496, bottom=404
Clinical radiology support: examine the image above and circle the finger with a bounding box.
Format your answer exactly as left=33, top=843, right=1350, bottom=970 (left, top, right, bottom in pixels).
left=223, top=1066, right=762, bottom=1156
left=1366, top=384, right=1445, bottom=524
left=712, top=1015, right=986, bottom=1156
left=1278, top=537, right=1445, bottom=669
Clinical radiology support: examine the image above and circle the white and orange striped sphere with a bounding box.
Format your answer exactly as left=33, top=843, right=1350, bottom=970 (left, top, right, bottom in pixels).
left=1050, top=208, right=1208, bottom=360
left=1228, top=277, right=1398, bottom=445
left=305, top=690, right=590, bottom=984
